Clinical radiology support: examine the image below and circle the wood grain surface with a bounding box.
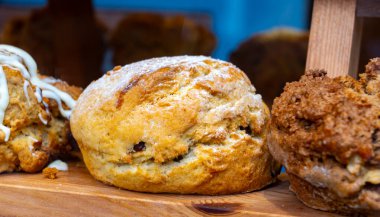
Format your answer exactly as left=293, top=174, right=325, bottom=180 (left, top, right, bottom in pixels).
left=306, top=0, right=363, bottom=77
left=0, top=162, right=342, bottom=217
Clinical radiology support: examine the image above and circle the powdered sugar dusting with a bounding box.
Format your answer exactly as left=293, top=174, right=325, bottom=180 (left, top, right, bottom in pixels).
left=77, top=56, right=250, bottom=112
left=73, top=55, right=266, bottom=139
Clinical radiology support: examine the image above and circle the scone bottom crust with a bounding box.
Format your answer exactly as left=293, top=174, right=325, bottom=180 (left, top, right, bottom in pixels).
left=270, top=58, right=380, bottom=214
left=71, top=56, right=280, bottom=195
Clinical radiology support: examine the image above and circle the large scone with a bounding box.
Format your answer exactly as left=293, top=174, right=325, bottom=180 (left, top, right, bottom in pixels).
left=71, top=56, right=279, bottom=194
left=269, top=59, right=380, bottom=214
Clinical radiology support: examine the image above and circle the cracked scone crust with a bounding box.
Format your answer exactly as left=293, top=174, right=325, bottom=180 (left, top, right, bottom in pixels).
left=269, top=58, right=380, bottom=214
left=71, top=56, right=279, bottom=195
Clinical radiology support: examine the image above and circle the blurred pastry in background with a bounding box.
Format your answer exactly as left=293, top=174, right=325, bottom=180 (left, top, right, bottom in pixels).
left=1, top=9, right=55, bottom=78
left=0, top=45, right=81, bottom=173
left=229, top=28, right=308, bottom=106
left=0, top=0, right=106, bottom=87
left=269, top=59, right=380, bottom=215
left=109, top=13, right=216, bottom=65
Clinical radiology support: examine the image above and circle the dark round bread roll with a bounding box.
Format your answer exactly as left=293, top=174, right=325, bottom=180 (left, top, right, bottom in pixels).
left=230, top=29, right=308, bottom=106
left=110, top=13, right=216, bottom=65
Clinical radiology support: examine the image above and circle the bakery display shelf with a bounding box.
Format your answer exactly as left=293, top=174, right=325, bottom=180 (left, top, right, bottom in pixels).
left=0, top=161, right=341, bottom=217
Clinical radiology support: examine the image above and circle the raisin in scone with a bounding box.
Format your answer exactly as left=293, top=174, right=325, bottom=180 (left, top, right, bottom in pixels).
left=269, top=59, right=380, bottom=215
left=70, top=56, right=280, bottom=195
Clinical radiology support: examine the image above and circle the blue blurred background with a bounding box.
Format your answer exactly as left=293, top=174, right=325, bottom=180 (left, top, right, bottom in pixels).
left=0, top=0, right=311, bottom=60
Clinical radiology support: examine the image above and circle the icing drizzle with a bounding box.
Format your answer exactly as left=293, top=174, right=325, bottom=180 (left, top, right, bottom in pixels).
left=0, top=44, right=76, bottom=141
left=23, top=80, right=31, bottom=106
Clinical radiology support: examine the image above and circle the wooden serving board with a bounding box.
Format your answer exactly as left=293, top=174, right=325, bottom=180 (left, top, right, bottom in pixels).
left=0, top=162, right=343, bottom=217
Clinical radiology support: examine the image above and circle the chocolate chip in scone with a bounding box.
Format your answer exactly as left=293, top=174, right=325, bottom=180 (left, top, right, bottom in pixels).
left=173, top=155, right=183, bottom=162
left=133, top=142, right=146, bottom=152
left=239, top=125, right=252, bottom=135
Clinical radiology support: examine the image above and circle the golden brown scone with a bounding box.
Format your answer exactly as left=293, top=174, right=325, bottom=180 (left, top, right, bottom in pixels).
left=229, top=28, right=308, bottom=106
left=0, top=45, right=81, bottom=173
left=269, top=59, right=380, bottom=215
left=110, top=13, right=216, bottom=65
left=71, top=56, right=280, bottom=195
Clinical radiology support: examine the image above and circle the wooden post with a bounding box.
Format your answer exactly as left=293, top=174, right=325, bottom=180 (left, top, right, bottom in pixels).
left=48, top=0, right=105, bottom=87
left=306, top=0, right=363, bottom=77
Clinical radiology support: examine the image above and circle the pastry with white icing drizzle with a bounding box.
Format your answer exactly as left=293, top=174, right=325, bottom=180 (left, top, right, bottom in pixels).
left=0, top=44, right=81, bottom=173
